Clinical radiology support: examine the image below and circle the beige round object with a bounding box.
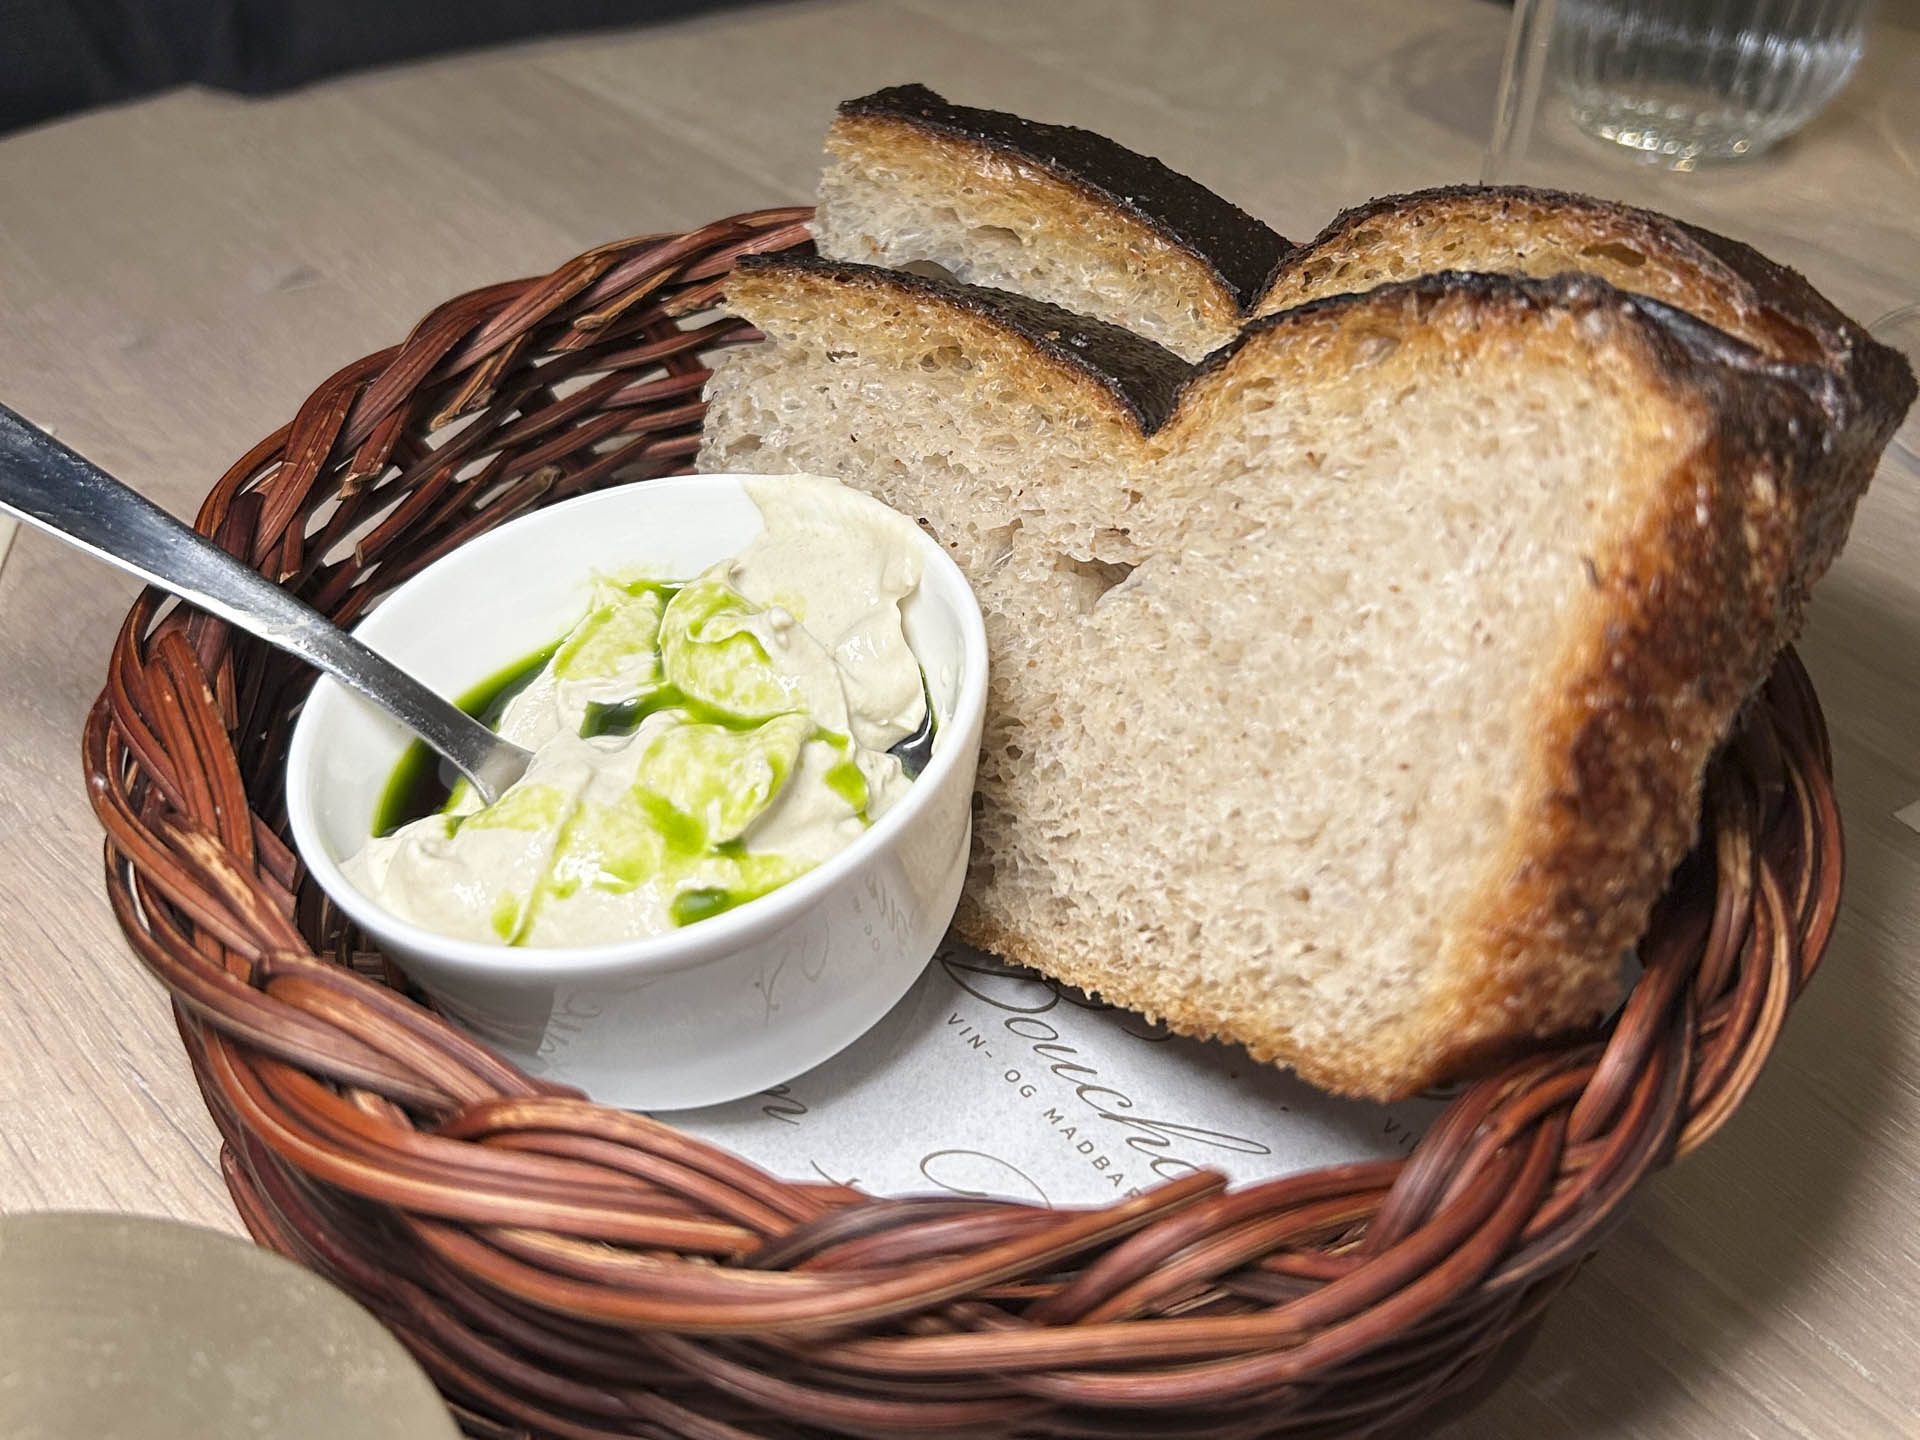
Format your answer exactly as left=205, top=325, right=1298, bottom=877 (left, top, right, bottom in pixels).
left=0, top=1212, right=458, bottom=1440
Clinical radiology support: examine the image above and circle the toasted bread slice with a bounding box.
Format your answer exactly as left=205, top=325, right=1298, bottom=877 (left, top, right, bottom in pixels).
left=702, top=254, right=1187, bottom=577
left=1258, top=185, right=1848, bottom=365
left=1255, top=185, right=1910, bottom=549
left=813, top=84, right=1288, bottom=361
left=699, top=257, right=1910, bottom=1098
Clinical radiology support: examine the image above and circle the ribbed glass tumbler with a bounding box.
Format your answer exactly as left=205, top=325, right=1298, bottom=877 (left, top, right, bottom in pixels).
left=1554, top=0, right=1873, bottom=168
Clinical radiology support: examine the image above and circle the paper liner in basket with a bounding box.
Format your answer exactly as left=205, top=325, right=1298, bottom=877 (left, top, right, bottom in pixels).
left=664, top=941, right=1444, bottom=1206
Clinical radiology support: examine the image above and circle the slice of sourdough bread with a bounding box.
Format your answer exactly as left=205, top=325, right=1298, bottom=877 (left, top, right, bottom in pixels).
left=1257, top=185, right=1852, bottom=365
left=1254, top=186, right=1912, bottom=547
left=813, top=84, right=1288, bottom=362
left=698, top=256, right=1910, bottom=1098
left=699, top=255, right=1187, bottom=578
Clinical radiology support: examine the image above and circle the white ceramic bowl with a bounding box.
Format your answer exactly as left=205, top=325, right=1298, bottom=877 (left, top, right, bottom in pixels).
left=285, top=475, right=986, bottom=1110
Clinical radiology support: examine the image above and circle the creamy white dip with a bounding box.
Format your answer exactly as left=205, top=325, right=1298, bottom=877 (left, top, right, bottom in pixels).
left=342, top=474, right=929, bottom=947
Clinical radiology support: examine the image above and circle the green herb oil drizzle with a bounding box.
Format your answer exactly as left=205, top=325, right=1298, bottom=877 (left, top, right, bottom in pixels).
left=369, top=642, right=559, bottom=836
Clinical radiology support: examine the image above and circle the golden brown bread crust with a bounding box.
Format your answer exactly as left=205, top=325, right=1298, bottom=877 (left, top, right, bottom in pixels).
left=729, top=253, right=1194, bottom=434
left=955, top=271, right=1902, bottom=1099
left=838, top=85, right=1290, bottom=313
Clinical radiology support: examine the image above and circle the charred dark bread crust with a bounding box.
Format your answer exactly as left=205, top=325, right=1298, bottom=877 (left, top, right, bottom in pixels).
left=1431, top=279, right=1849, bottom=1093
left=730, top=252, right=1194, bottom=434
left=1237, top=238, right=1910, bottom=476
left=1259, top=185, right=1820, bottom=345
left=1261, top=186, right=1916, bottom=438
left=1624, top=291, right=1910, bottom=593
left=839, top=85, right=1289, bottom=313
left=1663, top=216, right=1917, bottom=499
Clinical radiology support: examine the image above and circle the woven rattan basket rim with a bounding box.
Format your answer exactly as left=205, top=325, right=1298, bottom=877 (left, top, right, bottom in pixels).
left=82, top=207, right=1844, bottom=1440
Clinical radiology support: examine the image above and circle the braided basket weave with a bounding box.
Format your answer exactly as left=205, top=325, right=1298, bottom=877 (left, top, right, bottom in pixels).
left=83, top=208, right=1843, bottom=1439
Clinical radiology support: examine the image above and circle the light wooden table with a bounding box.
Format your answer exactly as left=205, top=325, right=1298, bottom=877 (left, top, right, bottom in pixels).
left=1, top=2, right=1916, bottom=1436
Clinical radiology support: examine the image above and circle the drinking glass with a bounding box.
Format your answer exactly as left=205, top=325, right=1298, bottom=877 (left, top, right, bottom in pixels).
left=1554, top=0, right=1874, bottom=169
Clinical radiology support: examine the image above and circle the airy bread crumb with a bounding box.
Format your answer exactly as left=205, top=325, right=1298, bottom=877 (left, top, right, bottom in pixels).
left=699, top=256, right=1902, bottom=1098
left=815, top=85, right=1286, bottom=361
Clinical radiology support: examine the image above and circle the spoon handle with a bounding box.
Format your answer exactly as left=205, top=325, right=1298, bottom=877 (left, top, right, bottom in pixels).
left=0, top=403, right=527, bottom=805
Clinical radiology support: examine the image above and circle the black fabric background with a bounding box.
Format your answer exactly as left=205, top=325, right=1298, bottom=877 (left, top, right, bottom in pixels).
left=0, top=0, right=766, bottom=133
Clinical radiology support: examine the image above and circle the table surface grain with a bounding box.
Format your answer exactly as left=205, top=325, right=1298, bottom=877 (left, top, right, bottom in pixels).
left=1, top=2, right=1917, bottom=1436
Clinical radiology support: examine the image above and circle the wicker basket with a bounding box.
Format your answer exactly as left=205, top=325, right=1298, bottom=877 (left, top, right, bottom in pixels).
left=83, top=208, right=1843, bottom=1440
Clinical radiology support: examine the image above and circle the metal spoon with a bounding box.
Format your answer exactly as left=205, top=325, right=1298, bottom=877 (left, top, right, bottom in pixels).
left=0, top=404, right=533, bottom=805
left=887, top=672, right=937, bottom=780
